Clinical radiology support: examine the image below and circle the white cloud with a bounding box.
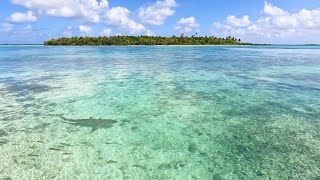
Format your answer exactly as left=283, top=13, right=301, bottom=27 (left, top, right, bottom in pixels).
left=7, top=11, right=37, bottom=23
left=10, top=0, right=109, bottom=23
left=79, top=25, right=92, bottom=33
left=138, top=0, right=176, bottom=25
left=62, top=26, right=73, bottom=36
left=264, top=2, right=287, bottom=16
left=100, top=28, right=112, bottom=36
left=24, top=25, right=32, bottom=30
left=106, top=7, right=151, bottom=35
left=175, top=17, right=200, bottom=34
left=211, top=2, right=320, bottom=43
left=0, top=23, right=14, bottom=32
left=226, top=15, right=250, bottom=27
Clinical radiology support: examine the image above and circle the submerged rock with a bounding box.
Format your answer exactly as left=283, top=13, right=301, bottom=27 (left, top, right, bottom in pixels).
left=188, top=142, right=197, bottom=153
left=0, top=139, right=9, bottom=146
left=212, top=174, right=223, bottom=180
left=0, top=129, right=9, bottom=137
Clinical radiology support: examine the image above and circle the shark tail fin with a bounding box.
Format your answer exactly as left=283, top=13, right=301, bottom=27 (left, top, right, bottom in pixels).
left=58, top=115, right=68, bottom=121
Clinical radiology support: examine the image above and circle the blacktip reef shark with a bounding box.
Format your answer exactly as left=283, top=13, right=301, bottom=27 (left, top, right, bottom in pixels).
left=59, top=116, right=118, bottom=133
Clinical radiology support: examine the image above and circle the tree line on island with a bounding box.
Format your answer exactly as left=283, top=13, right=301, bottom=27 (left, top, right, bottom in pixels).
left=44, top=34, right=252, bottom=46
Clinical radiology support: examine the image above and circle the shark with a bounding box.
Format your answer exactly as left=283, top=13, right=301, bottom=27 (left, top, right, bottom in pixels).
left=59, top=116, right=118, bottom=133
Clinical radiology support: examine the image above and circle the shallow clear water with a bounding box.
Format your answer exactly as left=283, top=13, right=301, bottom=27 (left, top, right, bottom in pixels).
left=0, top=45, right=319, bottom=179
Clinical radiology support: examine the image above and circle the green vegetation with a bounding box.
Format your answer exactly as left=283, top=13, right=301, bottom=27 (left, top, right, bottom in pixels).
left=44, top=35, right=252, bottom=46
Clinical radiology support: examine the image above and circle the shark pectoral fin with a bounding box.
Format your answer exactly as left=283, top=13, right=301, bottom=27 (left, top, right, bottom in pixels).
left=90, top=124, right=102, bottom=133
left=91, top=127, right=98, bottom=133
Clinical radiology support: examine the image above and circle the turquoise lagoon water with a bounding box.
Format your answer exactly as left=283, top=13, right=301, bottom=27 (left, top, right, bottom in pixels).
left=0, top=45, right=319, bottom=179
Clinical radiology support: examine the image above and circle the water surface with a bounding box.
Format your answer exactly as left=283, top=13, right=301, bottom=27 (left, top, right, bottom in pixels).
left=0, top=45, right=319, bottom=179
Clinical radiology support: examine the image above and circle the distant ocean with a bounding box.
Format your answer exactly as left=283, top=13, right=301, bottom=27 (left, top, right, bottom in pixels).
left=0, top=45, right=319, bottom=179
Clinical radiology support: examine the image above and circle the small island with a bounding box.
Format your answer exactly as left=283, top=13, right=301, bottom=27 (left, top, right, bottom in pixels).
left=44, top=35, right=252, bottom=46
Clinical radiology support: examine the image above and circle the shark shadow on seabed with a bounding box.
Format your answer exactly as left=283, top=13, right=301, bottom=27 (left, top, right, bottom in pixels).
left=59, top=116, right=118, bottom=133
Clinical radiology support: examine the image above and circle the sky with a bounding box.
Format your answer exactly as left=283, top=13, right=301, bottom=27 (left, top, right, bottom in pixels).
left=1, top=0, right=320, bottom=44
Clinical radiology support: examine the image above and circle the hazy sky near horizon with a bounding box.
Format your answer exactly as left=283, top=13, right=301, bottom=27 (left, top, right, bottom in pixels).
left=1, top=0, right=320, bottom=44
